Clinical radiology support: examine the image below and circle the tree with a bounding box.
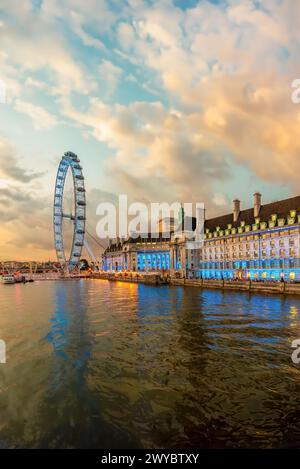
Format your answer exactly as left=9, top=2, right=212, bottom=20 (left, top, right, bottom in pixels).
left=80, top=258, right=89, bottom=270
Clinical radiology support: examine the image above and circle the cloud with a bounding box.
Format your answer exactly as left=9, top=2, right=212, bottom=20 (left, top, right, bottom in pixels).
left=108, top=0, right=300, bottom=195
left=0, top=182, right=54, bottom=259
left=98, top=60, right=123, bottom=97
left=14, top=99, right=58, bottom=130
left=0, top=137, right=45, bottom=182
left=212, top=193, right=229, bottom=208
left=1, top=0, right=300, bottom=260
left=3, top=0, right=298, bottom=201
left=117, top=23, right=136, bottom=51
left=60, top=97, right=230, bottom=203
left=0, top=168, right=114, bottom=259
left=0, top=0, right=96, bottom=96
left=0, top=186, right=46, bottom=215
left=69, top=10, right=105, bottom=51
left=25, top=77, right=49, bottom=91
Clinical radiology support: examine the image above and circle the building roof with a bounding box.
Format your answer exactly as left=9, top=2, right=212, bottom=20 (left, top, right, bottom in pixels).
left=126, top=232, right=171, bottom=242
left=204, top=195, right=300, bottom=232
left=104, top=232, right=171, bottom=253
left=104, top=195, right=300, bottom=253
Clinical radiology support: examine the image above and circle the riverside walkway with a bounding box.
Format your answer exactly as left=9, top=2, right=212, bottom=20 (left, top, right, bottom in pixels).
left=91, top=272, right=300, bottom=296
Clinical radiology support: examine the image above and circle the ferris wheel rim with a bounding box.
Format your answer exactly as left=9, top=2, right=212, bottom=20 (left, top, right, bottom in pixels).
left=53, top=151, right=86, bottom=271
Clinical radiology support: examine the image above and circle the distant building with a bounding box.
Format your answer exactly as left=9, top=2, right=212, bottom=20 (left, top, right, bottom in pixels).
left=102, top=223, right=174, bottom=272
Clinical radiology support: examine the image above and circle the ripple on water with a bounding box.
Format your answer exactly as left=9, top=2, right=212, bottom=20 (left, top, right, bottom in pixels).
left=1, top=281, right=300, bottom=448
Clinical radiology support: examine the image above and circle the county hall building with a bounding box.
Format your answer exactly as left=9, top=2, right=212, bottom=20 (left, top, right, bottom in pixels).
left=102, top=193, right=300, bottom=282
left=199, top=193, right=300, bottom=281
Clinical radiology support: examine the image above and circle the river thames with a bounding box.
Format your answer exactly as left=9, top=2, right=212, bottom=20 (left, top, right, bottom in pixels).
left=1, top=279, right=300, bottom=448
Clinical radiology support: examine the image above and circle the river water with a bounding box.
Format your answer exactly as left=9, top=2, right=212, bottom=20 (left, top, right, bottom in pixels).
left=0, top=279, right=300, bottom=448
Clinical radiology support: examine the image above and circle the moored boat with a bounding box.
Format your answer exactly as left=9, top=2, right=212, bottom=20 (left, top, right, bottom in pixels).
left=1, top=274, right=16, bottom=284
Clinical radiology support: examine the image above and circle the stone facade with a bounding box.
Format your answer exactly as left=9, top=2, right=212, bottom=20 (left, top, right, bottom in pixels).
left=102, top=235, right=171, bottom=272
left=194, top=193, right=300, bottom=281
left=102, top=194, right=300, bottom=281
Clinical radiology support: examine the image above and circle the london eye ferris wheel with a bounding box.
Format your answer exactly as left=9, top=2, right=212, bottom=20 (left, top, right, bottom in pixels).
left=53, top=152, right=86, bottom=271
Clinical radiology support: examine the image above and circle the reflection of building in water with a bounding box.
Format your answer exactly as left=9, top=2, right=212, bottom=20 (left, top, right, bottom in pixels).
left=103, top=194, right=300, bottom=281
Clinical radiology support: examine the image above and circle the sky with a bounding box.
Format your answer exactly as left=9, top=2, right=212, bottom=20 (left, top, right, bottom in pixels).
left=0, top=0, right=300, bottom=261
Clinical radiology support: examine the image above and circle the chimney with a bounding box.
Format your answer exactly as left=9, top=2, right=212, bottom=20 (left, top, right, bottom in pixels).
left=108, top=239, right=112, bottom=248
left=233, top=199, right=240, bottom=223
left=253, top=192, right=262, bottom=218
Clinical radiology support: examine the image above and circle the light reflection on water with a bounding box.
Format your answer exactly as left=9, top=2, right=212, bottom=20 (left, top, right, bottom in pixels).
left=1, top=280, right=300, bottom=448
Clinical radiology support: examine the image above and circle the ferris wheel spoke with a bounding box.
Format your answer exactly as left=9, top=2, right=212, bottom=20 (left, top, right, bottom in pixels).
left=62, top=213, right=75, bottom=220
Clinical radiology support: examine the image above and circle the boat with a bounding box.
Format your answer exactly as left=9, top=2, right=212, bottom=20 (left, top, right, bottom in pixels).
left=1, top=274, right=16, bottom=284
left=14, top=273, right=26, bottom=283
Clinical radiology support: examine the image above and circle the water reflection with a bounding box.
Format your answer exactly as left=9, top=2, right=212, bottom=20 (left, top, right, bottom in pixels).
left=41, top=281, right=139, bottom=448
left=1, top=281, right=300, bottom=448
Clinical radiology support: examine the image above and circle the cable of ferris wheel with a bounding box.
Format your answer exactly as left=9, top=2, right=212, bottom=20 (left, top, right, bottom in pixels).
left=85, top=229, right=106, bottom=250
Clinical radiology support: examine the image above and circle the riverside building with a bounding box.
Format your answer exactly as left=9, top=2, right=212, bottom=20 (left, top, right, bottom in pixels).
left=101, top=217, right=175, bottom=272
left=101, top=234, right=171, bottom=272
left=199, top=193, right=300, bottom=281
left=102, top=193, right=300, bottom=282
